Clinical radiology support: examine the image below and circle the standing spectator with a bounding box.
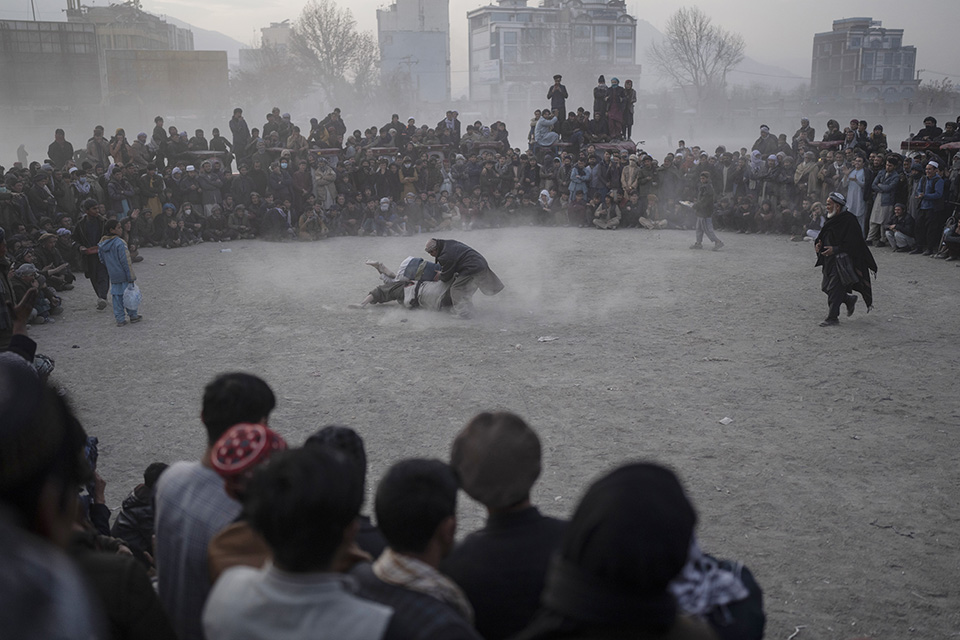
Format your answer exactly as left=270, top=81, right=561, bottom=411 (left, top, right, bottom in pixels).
left=444, top=412, right=566, bottom=640
left=98, top=218, right=141, bottom=327
left=547, top=75, right=567, bottom=123
left=690, top=171, right=723, bottom=250
left=73, top=198, right=109, bottom=310
left=622, top=79, right=637, bottom=140
left=155, top=373, right=276, bottom=640
left=352, top=459, right=480, bottom=640
left=593, top=75, right=608, bottom=121
left=751, top=125, right=778, bottom=158
left=911, top=160, right=947, bottom=255
left=152, top=116, right=168, bottom=169
left=230, top=108, right=251, bottom=161
left=47, top=128, right=74, bottom=170
left=203, top=447, right=394, bottom=640
left=86, top=125, right=111, bottom=168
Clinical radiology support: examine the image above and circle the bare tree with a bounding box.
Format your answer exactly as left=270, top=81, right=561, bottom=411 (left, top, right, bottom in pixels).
left=350, top=32, right=381, bottom=101
left=230, top=46, right=304, bottom=112
left=648, top=7, right=745, bottom=113
left=290, top=0, right=364, bottom=96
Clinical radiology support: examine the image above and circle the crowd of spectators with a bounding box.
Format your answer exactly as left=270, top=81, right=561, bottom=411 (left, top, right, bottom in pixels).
left=0, top=337, right=767, bottom=639
left=2, top=84, right=960, bottom=329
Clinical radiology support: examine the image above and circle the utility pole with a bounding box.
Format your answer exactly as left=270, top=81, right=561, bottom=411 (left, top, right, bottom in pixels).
left=30, top=0, right=37, bottom=20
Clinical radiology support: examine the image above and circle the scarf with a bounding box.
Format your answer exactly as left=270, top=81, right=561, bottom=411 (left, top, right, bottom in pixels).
left=668, top=537, right=749, bottom=616
left=372, top=549, right=473, bottom=622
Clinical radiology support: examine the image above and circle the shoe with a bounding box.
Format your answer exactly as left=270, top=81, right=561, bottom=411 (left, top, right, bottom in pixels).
left=689, top=243, right=702, bottom=250
left=933, top=252, right=946, bottom=259
left=62, top=283, right=75, bottom=290
left=132, top=255, right=144, bottom=263
left=922, top=250, right=932, bottom=256
left=819, top=318, right=840, bottom=327
left=865, top=240, right=873, bottom=246
left=97, top=298, right=107, bottom=310
left=909, top=248, right=924, bottom=255
left=877, top=241, right=888, bottom=247
left=712, top=241, right=724, bottom=251
left=117, top=320, right=127, bottom=327
left=845, top=295, right=857, bottom=317
left=129, top=315, right=142, bottom=323
left=945, top=256, right=957, bottom=262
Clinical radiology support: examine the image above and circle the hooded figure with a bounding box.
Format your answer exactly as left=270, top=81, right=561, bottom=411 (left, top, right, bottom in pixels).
left=98, top=219, right=141, bottom=326
left=514, top=463, right=716, bottom=640
left=814, top=192, right=878, bottom=326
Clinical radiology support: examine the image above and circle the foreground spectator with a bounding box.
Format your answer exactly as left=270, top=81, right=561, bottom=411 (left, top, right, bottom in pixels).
left=353, top=459, right=480, bottom=639
left=0, top=351, right=104, bottom=638
left=203, top=447, right=394, bottom=640
left=207, top=423, right=287, bottom=583
left=305, top=425, right=387, bottom=559
left=444, top=411, right=565, bottom=640
left=155, top=372, right=276, bottom=640
left=515, top=463, right=717, bottom=640
left=111, top=461, right=168, bottom=566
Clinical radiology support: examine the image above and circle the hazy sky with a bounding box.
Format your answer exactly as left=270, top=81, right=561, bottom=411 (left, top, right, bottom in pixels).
left=7, top=0, right=959, bottom=84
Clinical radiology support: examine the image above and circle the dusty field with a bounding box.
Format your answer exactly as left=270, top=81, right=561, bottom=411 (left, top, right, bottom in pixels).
left=33, top=226, right=960, bottom=639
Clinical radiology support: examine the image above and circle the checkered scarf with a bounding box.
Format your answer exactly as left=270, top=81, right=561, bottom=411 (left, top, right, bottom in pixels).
left=373, top=548, right=474, bottom=623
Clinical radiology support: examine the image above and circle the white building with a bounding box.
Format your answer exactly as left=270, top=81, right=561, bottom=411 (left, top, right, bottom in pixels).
left=377, top=0, right=451, bottom=104
left=467, top=0, right=640, bottom=118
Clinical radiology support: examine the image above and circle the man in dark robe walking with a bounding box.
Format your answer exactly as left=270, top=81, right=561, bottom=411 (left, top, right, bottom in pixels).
left=814, top=192, right=878, bottom=327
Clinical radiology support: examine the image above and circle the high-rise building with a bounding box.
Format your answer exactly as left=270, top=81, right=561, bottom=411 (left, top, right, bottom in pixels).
left=377, top=0, right=451, bottom=103
left=811, top=18, right=919, bottom=104
left=239, top=20, right=292, bottom=72
left=467, top=0, right=640, bottom=117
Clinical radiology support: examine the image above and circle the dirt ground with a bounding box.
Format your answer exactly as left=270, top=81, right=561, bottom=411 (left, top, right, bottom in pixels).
left=33, top=225, right=960, bottom=639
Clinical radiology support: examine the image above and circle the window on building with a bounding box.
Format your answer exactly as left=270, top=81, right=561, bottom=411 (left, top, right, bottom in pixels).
left=820, top=42, right=832, bottom=55
left=502, top=30, right=518, bottom=62
left=849, top=36, right=861, bottom=49
left=615, top=25, right=633, bottom=39
left=490, top=12, right=510, bottom=22
left=615, top=41, right=632, bottom=60
left=516, top=13, right=531, bottom=22
left=594, top=42, right=610, bottom=60
left=470, top=15, right=489, bottom=30
left=594, top=25, right=610, bottom=40
left=574, top=24, right=590, bottom=39
left=503, top=31, right=517, bottom=44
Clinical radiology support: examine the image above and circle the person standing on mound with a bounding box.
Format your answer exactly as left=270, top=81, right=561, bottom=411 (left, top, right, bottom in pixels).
left=425, top=238, right=504, bottom=319
left=814, top=192, right=877, bottom=327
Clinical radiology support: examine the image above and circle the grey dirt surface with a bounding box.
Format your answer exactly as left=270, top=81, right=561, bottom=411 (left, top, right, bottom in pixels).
left=32, top=226, right=960, bottom=640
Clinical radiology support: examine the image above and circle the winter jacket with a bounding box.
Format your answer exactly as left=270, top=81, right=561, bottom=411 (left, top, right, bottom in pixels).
left=98, top=234, right=134, bottom=284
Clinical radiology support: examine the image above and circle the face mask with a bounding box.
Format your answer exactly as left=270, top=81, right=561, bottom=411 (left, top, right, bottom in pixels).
left=380, top=203, right=389, bottom=212
left=404, top=163, right=411, bottom=168
left=280, top=162, right=288, bottom=169
left=184, top=208, right=191, bottom=214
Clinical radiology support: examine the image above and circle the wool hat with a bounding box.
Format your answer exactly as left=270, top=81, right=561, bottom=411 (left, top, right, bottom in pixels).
left=38, top=232, right=56, bottom=242
left=828, top=192, right=846, bottom=206
left=185, top=165, right=196, bottom=172
left=56, top=227, right=72, bottom=236
left=211, top=423, right=286, bottom=479
left=450, top=412, right=541, bottom=510
left=15, top=263, right=39, bottom=277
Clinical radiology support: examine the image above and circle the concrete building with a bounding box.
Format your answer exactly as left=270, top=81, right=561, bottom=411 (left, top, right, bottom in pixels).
left=377, top=0, right=451, bottom=104
left=811, top=18, right=919, bottom=104
left=105, top=50, right=228, bottom=109
left=0, top=19, right=102, bottom=107
left=239, top=20, right=292, bottom=72
left=467, top=0, right=640, bottom=118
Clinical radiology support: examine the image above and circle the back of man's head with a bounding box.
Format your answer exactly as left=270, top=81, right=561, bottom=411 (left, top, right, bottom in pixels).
left=245, top=447, right=363, bottom=571
left=305, top=425, right=367, bottom=481
left=201, top=373, right=276, bottom=445
left=143, top=462, right=168, bottom=489
left=375, top=459, right=457, bottom=554
left=0, top=354, right=90, bottom=545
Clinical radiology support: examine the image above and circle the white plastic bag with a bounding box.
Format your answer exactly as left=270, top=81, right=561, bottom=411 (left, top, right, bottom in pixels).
left=123, top=283, right=142, bottom=313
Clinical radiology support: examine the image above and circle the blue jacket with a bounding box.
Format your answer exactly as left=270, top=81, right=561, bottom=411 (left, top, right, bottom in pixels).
left=917, top=175, right=944, bottom=211
left=98, top=235, right=134, bottom=284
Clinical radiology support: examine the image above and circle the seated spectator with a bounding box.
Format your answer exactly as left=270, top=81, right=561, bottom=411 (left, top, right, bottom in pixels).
left=206, top=423, right=287, bottom=583
left=352, top=459, right=481, bottom=640
left=940, top=217, right=960, bottom=260
left=443, top=412, right=566, bottom=640
left=305, top=426, right=387, bottom=559
left=0, top=351, right=105, bottom=639
left=111, top=461, right=169, bottom=566
left=203, top=446, right=394, bottom=640
left=155, top=372, right=276, bottom=640
left=914, top=116, right=942, bottom=142
left=514, top=463, right=717, bottom=640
